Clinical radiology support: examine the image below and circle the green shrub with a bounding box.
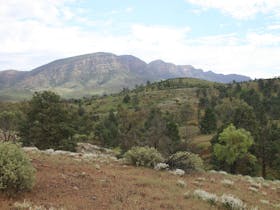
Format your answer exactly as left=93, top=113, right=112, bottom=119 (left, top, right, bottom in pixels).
left=124, top=146, right=163, bottom=167
left=0, top=143, right=35, bottom=194
left=166, top=151, right=204, bottom=173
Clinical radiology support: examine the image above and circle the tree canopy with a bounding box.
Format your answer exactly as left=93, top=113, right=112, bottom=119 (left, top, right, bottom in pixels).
left=19, top=91, right=76, bottom=151
left=213, top=124, right=255, bottom=173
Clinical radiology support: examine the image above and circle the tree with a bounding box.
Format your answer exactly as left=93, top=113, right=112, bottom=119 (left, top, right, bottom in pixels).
left=95, top=110, right=119, bottom=147
left=256, top=121, right=280, bottom=178
left=123, top=94, right=131, bottom=104
left=0, top=111, right=22, bottom=142
left=269, top=123, right=280, bottom=175
left=131, top=94, right=139, bottom=108
left=116, top=106, right=145, bottom=151
left=213, top=124, right=255, bottom=173
left=144, top=108, right=180, bottom=155
left=19, top=91, right=76, bottom=151
left=179, top=103, right=195, bottom=124
left=199, top=108, right=217, bottom=134
left=215, top=98, right=258, bottom=136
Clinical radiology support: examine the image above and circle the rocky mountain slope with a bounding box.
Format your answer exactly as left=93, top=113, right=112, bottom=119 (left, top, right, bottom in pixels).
left=0, top=52, right=251, bottom=99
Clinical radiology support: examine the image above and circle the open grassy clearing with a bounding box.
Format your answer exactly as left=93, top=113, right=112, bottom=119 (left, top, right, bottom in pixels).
left=1, top=151, right=279, bottom=210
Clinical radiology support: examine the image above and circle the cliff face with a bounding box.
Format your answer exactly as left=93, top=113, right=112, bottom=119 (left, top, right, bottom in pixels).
left=0, top=52, right=251, bottom=97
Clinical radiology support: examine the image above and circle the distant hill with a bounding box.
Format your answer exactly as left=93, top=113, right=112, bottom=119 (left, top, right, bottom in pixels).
left=0, top=52, right=251, bottom=100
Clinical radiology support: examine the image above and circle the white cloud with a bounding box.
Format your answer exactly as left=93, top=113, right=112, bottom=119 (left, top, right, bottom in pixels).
left=0, top=1, right=279, bottom=78
left=246, top=32, right=280, bottom=46
left=186, top=0, right=280, bottom=19
left=125, top=7, right=134, bottom=13
left=267, top=24, right=280, bottom=30
left=0, top=0, right=77, bottom=25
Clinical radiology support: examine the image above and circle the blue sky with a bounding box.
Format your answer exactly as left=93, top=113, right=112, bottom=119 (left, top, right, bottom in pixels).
left=1, top=0, right=280, bottom=78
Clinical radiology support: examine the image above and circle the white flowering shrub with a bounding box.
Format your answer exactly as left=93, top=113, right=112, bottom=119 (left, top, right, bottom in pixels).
left=13, top=200, right=65, bottom=210
left=249, top=186, right=258, bottom=193
left=124, top=146, right=163, bottom=168
left=218, top=171, right=228, bottom=175
left=262, top=182, right=270, bottom=188
left=273, top=203, right=280, bottom=208
left=176, top=179, right=186, bottom=188
left=192, top=180, right=203, bottom=187
left=249, top=181, right=261, bottom=189
left=259, top=199, right=269, bottom=205
left=169, top=169, right=185, bottom=176
left=221, top=179, right=234, bottom=187
left=193, top=189, right=219, bottom=205
left=13, top=200, right=32, bottom=209
left=154, top=163, right=169, bottom=170
left=166, top=151, right=204, bottom=173
left=0, top=143, right=35, bottom=194
left=183, top=191, right=191, bottom=199
left=196, top=177, right=206, bottom=182
left=220, top=194, right=246, bottom=210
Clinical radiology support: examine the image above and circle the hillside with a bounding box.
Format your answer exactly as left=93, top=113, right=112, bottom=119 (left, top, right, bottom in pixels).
left=1, top=147, right=279, bottom=210
left=71, top=77, right=280, bottom=176
left=0, top=52, right=251, bottom=100
left=0, top=77, right=279, bottom=209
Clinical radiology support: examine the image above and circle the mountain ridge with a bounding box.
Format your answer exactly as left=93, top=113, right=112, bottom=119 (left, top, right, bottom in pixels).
left=0, top=52, right=251, bottom=99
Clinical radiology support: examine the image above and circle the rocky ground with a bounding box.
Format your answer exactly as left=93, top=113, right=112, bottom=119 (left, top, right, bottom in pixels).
left=0, top=144, right=280, bottom=210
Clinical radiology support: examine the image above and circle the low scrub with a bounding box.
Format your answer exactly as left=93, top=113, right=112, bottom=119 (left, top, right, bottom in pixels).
left=220, top=194, right=246, bottom=210
left=193, top=189, right=219, bottom=206
left=221, top=179, right=234, bottom=187
left=0, top=143, right=35, bottom=194
left=166, top=151, right=204, bottom=173
left=124, top=146, right=163, bottom=168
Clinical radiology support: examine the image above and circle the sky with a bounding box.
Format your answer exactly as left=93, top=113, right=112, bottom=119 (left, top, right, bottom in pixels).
left=1, top=1, right=280, bottom=78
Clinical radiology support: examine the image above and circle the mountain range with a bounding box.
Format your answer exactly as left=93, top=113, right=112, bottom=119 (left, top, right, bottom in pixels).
left=0, top=52, right=251, bottom=99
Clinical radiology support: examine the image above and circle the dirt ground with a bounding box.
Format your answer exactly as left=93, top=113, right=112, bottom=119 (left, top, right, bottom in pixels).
left=0, top=153, right=279, bottom=210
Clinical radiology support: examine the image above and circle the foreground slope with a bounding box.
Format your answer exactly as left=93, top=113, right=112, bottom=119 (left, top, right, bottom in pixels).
left=0, top=150, right=279, bottom=210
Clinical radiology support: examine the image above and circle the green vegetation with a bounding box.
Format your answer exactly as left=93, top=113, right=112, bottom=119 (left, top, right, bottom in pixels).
left=199, top=108, right=217, bottom=134
left=124, top=146, right=163, bottom=167
left=19, top=91, right=76, bottom=151
left=213, top=124, right=255, bottom=173
left=95, top=110, right=119, bottom=147
left=0, top=142, right=35, bottom=194
left=0, top=111, right=22, bottom=141
left=166, top=151, right=204, bottom=173
left=0, top=77, right=279, bottom=179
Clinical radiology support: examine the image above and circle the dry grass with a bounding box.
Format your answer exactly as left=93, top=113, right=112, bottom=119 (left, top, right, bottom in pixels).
left=0, top=152, right=279, bottom=210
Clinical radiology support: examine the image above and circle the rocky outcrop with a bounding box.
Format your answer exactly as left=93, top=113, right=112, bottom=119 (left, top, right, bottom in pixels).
left=22, top=143, right=118, bottom=162
left=75, top=142, right=115, bottom=156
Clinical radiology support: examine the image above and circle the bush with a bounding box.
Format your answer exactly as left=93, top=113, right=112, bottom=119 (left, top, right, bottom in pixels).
left=166, top=151, right=204, bottom=173
left=193, top=189, right=219, bottom=205
left=124, top=146, right=163, bottom=168
left=0, top=143, right=35, bottom=194
left=220, top=194, right=246, bottom=210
